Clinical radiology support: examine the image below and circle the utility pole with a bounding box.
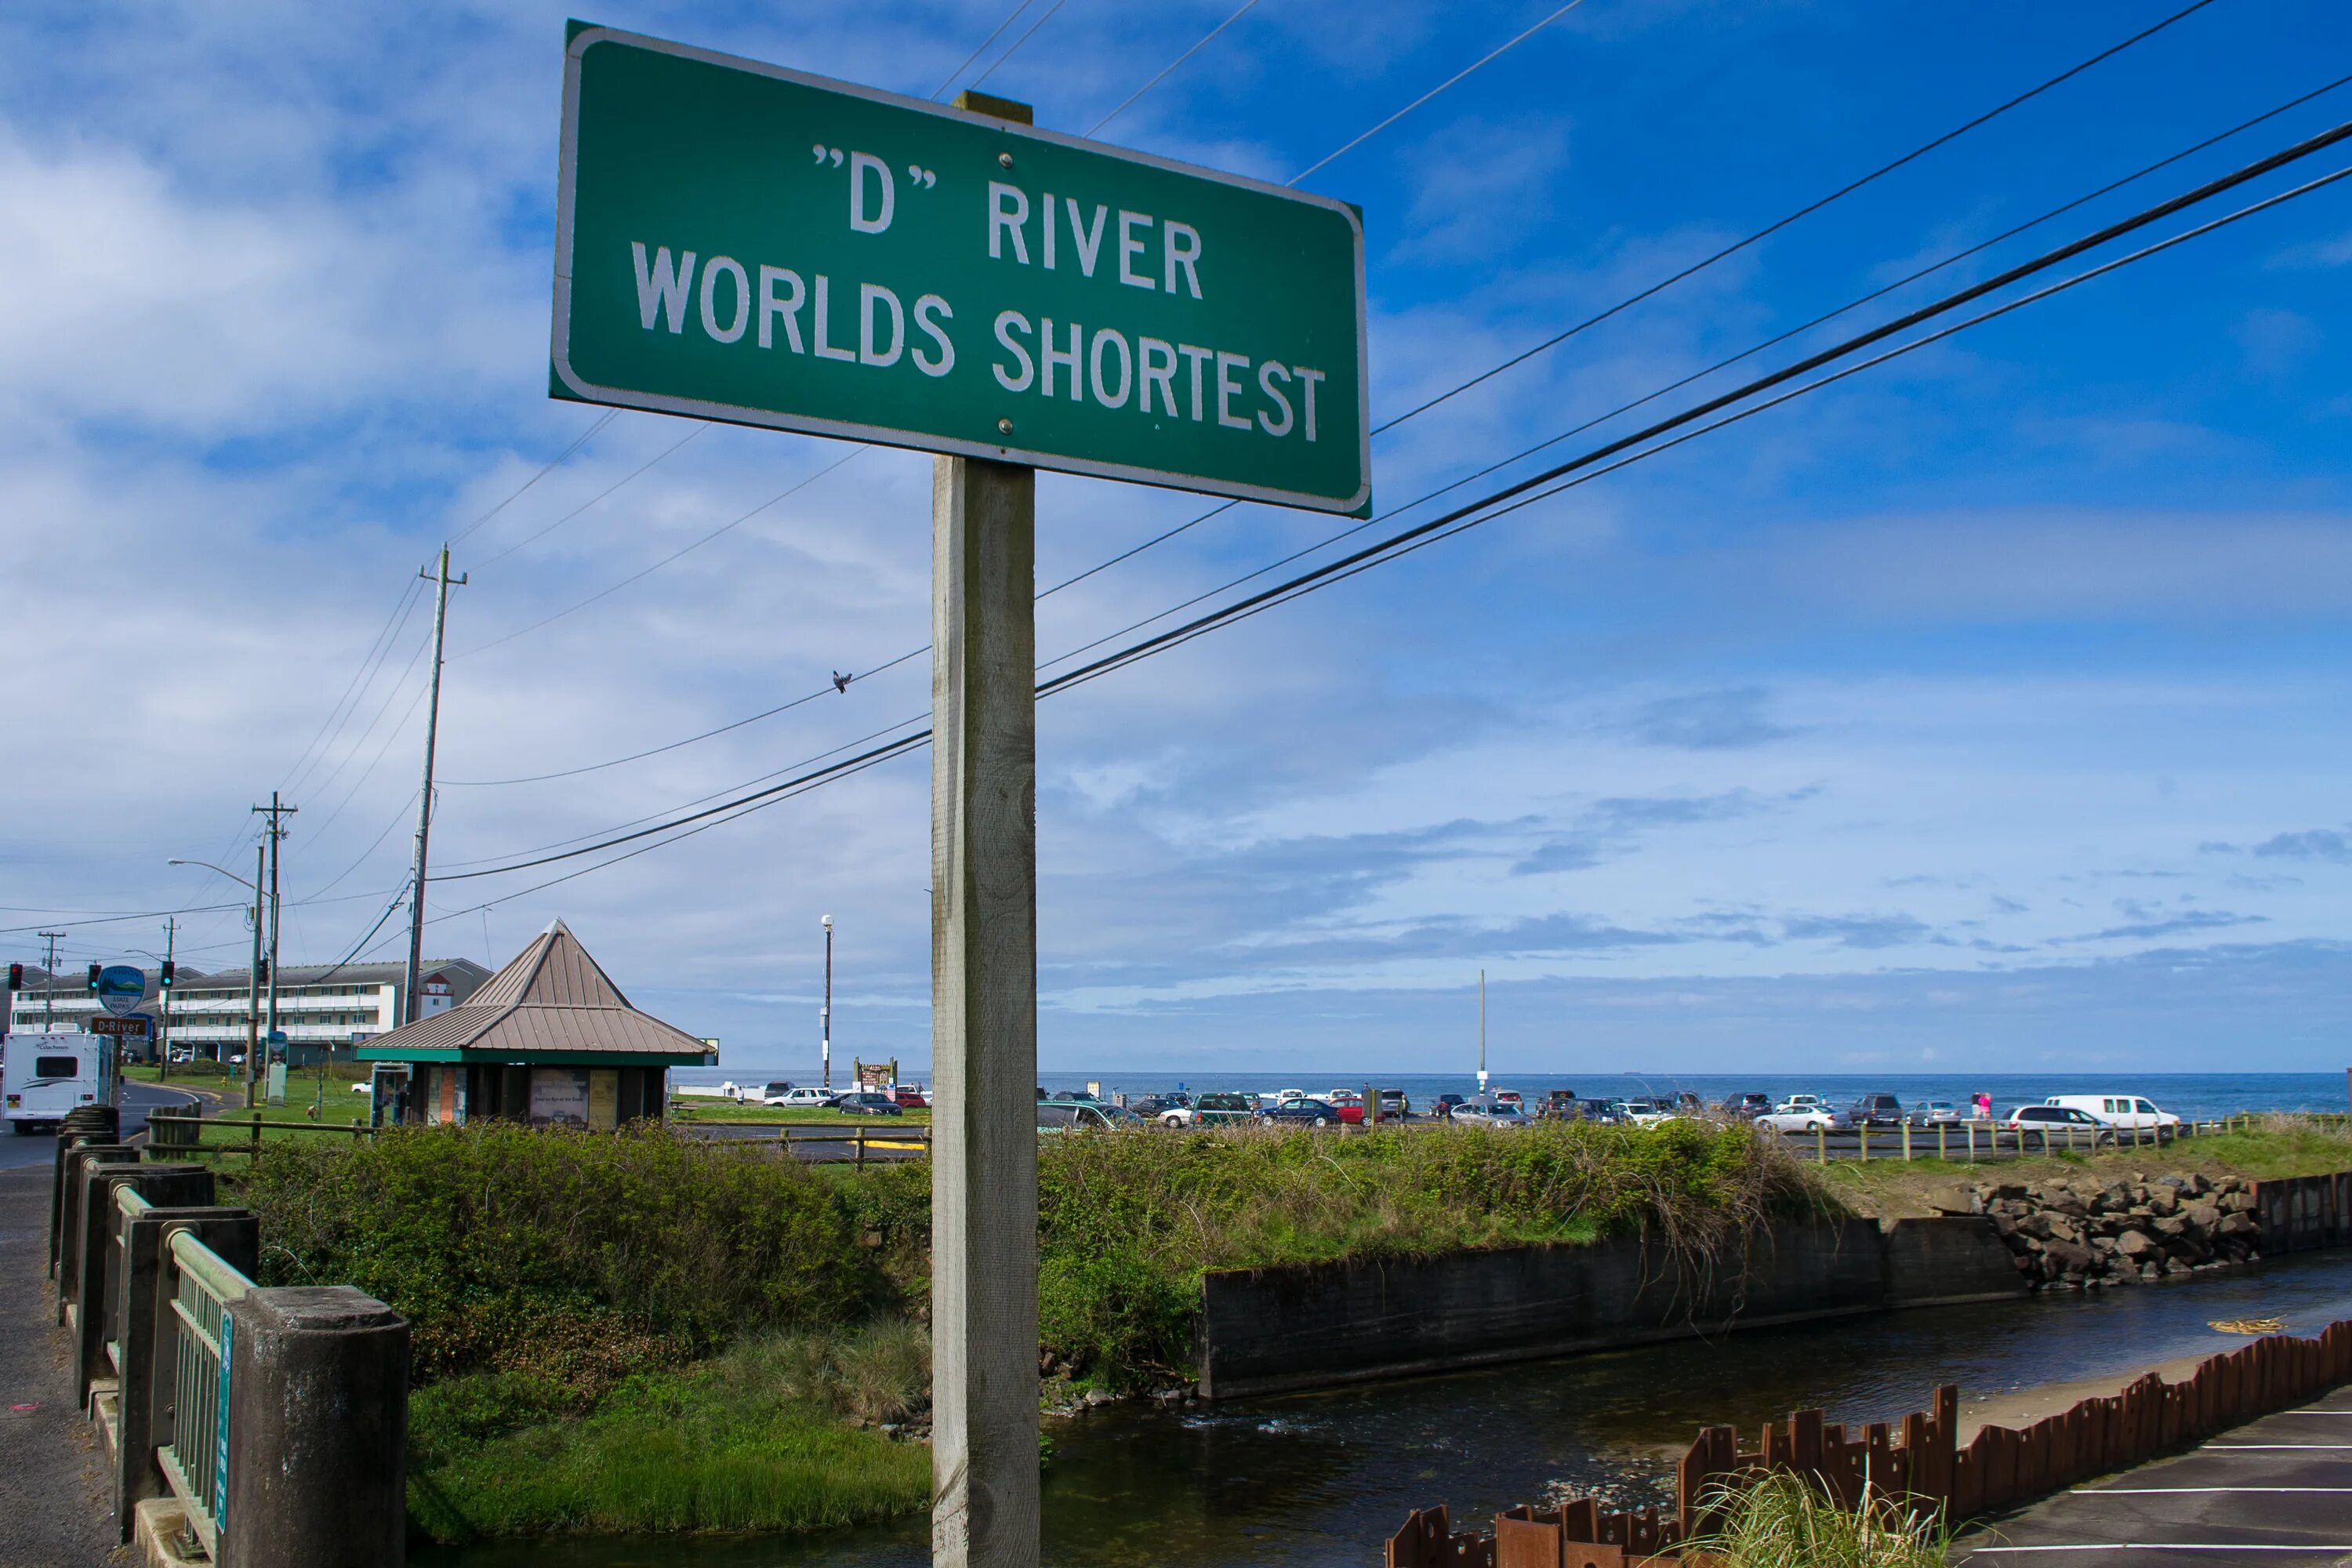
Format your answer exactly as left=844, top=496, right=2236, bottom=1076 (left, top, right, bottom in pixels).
left=252, top=792, right=296, bottom=1080
left=38, top=931, right=64, bottom=1029
left=821, top=913, right=833, bottom=1091
left=245, top=841, right=264, bottom=1107
left=158, top=916, right=176, bottom=1080
left=405, top=544, right=466, bottom=1025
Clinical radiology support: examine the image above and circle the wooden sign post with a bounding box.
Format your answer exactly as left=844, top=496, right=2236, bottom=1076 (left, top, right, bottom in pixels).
left=928, top=448, right=1040, bottom=1567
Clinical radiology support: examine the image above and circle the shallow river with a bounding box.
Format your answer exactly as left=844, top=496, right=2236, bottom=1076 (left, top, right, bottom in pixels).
left=419, top=1250, right=2352, bottom=1568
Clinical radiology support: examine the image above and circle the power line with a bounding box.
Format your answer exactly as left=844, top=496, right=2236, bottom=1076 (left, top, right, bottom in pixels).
left=453, top=445, right=866, bottom=659
left=1040, top=78, right=2352, bottom=675
left=1289, top=0, right=1591, bottom=186
left=1373, top=0, right=2221, bottom=431
left=967, top=0, right=1069, bottom=93
left=474, top=423, right=708, bottom=568
left=278, top=577, right=425, bottom=798
left=1086, top=0, right=1260, bottom=136
left=441, top=72, right=2349, bottom=798
left=448, top=410, right=618, bottom=546
left=427, top=128, right=2350, bottom=890
left=931, top=0, right=1036, bottom=100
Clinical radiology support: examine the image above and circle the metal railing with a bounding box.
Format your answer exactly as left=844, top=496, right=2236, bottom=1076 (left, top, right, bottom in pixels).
left=1782, top=1113, right=2262, bottom=1164
left=156, top=1228, right=250, bottom=1559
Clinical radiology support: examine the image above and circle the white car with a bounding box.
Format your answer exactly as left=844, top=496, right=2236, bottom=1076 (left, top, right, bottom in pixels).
left=1450, top=1098, right=1530, bottom=1130
left=767, top=1086, right=837, bottom=1109
left=1757, top=1095, right=1846, bottom=1134
left=1618, top=1099, right=1675, bottom=1127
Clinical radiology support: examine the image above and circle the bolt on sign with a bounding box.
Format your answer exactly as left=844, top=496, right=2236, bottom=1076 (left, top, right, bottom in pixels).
left=553, top=24, right=1370, bottom=514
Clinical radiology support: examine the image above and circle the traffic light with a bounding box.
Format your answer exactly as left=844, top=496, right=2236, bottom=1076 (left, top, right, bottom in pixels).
left=159, top=960, right=176, bottom=989
left=86, top=963, right=101, bottom=991
left=6, top=962, right=20, bottom=990
left=256, top=957, right=270, bottom=985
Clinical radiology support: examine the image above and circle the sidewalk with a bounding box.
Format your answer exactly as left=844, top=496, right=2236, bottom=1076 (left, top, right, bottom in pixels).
left=0, top=1166, right=133, bottom=1567
left=1955, top=1376, right=2352, bottom=1564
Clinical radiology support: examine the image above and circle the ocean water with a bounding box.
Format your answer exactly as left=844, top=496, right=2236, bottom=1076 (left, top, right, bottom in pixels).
left=669, top=1067, right=2350, bottom=1123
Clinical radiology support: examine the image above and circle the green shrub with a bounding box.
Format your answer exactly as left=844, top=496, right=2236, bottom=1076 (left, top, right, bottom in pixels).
left=245, top=1121, right=882, bottom=1386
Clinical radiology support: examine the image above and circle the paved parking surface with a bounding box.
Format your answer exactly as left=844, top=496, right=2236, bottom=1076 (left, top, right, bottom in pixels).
left=1957, top=1381, right=2352, bottom=1563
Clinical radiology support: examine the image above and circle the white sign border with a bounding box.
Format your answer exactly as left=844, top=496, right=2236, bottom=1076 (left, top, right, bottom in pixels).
left=551, top=24, right=1372, bottom=516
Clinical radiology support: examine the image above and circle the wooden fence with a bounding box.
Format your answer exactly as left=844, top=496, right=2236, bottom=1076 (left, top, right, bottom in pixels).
left=1388, top=1317, right=2352, bottom=1566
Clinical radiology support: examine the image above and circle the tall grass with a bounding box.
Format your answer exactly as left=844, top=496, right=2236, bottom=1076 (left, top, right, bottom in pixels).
left=1686, top=1474, right=1947, bottom=1568
left=406, top=1321, right=931, bottom=1541
left=1036, top=1118, right=1817, bottom=1383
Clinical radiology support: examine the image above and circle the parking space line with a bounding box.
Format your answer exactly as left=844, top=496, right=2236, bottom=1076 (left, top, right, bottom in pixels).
left=1966, top=1546, right=2352, bottom=1555
left=2202, top=1443, right=2352, bottom=1450
left=2070, top=1495, right=2352, bottom=1504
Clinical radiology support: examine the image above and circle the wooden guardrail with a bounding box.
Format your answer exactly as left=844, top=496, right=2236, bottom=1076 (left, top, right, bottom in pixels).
left=688, top=1121, right=932, bottom=1166
left=1388, top=1318, right=2352, bottom=1565
left=145, top=1106, right=372, bottom=1160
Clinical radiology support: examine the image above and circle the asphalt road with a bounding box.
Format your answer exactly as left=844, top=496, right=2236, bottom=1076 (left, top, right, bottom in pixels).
left=1955, top=1379, right=2352, bottom=1564
left=0, top=1163, right=135, bottom=1566
left=0, top=1081, right=201, bottom=1171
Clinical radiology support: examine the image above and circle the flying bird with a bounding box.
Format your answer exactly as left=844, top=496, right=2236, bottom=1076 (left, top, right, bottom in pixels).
left=832, top=670, right=852, bottom=693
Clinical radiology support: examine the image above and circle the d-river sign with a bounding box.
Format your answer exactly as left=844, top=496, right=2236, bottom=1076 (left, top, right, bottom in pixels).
left=553, top=24, right=1369, bottom=514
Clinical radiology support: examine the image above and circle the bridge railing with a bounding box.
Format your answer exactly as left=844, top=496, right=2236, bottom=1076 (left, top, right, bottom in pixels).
left=48, top=1121, right=408, bottom=1566
left=157, top=1225, right=248, bottom=1559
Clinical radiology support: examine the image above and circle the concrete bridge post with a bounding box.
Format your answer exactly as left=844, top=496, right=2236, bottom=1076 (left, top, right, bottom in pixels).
left=220, top=1286, right=409, bottom=1568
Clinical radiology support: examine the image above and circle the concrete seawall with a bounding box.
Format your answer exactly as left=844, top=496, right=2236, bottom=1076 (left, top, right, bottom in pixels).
left=1198, top=1216, right=2024, bottom=1399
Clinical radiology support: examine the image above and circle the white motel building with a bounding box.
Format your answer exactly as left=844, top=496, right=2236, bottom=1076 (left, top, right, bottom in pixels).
left=7, top=959, right=489, bottom=1062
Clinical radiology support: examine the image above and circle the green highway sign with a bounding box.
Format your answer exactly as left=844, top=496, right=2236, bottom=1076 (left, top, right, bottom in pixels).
left=554, top=25, right=1369, bottom=514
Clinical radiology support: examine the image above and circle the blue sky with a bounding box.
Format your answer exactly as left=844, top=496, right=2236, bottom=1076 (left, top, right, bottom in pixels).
left=2, top=0, right=2349, bottom=1076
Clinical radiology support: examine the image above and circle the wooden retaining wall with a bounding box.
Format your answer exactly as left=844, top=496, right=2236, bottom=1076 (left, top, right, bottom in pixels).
left=1387, top=1316, right=2352, bottom=1566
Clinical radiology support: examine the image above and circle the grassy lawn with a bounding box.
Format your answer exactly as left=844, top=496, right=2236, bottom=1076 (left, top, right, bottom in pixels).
left=1822, top=1115, right=2352, bottom=1218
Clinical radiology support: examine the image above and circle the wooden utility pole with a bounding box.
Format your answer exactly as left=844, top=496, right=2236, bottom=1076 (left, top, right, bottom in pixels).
left=252, top=792, right=296, bottom=1072
left=245, top=840, right=264, bottom=1107
left=405, top=545, right=466, bottom=1024
left=928, top=437, right=1040, bottom=1566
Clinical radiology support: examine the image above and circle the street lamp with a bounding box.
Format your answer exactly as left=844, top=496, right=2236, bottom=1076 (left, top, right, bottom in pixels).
left=821, top=914, right=833, bottom=1092
left=169, top=854, right=265, bottom=1105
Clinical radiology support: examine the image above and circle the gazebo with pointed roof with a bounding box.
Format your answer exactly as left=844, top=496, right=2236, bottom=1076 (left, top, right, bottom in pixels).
left=357, top=920, right=716, bottom=1128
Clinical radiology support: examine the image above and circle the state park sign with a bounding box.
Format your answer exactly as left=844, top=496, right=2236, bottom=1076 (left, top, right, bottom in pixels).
left=553, top=24, right=1370, bottom=514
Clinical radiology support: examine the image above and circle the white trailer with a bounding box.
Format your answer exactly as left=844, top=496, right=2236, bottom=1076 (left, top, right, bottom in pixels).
left=2, top=1026, right=117, bottom=1134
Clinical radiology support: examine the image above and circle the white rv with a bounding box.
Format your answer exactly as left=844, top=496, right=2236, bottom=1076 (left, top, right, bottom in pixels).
left=3, top=1027, right=116, bottom=1134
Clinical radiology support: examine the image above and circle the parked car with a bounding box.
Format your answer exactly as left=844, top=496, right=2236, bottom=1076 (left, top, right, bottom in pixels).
left=1160, top=1091, right=1256, bottom=1127
left=890, top=1086, right=930, bottom=1109
left=1908, top=1100, right=1962, bottom=1127
left=752, top=1080, right=796, bottom=1105
left=1257, top=1098, right=1345, bottom=1127
left=1847, top=1093, right=1906, bottom=1128
left=837, top=1092, right=905, bottom=1116
left=2003, top=1104, right=2112, bottom=1151
left=1617, top=1099, right=1675, bottom=1127
left=1377, top=1088, right=1412, bottom=1119
left=1757, top=1095, right=1846, bottom=1134
left=2042, top=1094, right=2181, bottom=1139
left=1492, top=1090, right=1523, bottom=1109
left=1434, top=1093, right=1468, bottom=1119
left=766, top=1086, right=836, bottom=1109
left=1037, top=1102, right=1120, bottom=1133
left=1716, top=1093, right=1773, bottom=1120
left=1450, top=1096, right=1530, bottom=1129
left=1128, top=1093, right=1187, bottom=1119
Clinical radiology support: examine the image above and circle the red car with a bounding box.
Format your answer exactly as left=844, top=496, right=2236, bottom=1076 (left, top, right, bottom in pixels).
left=890, top=1086, right=930, bottom=1109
